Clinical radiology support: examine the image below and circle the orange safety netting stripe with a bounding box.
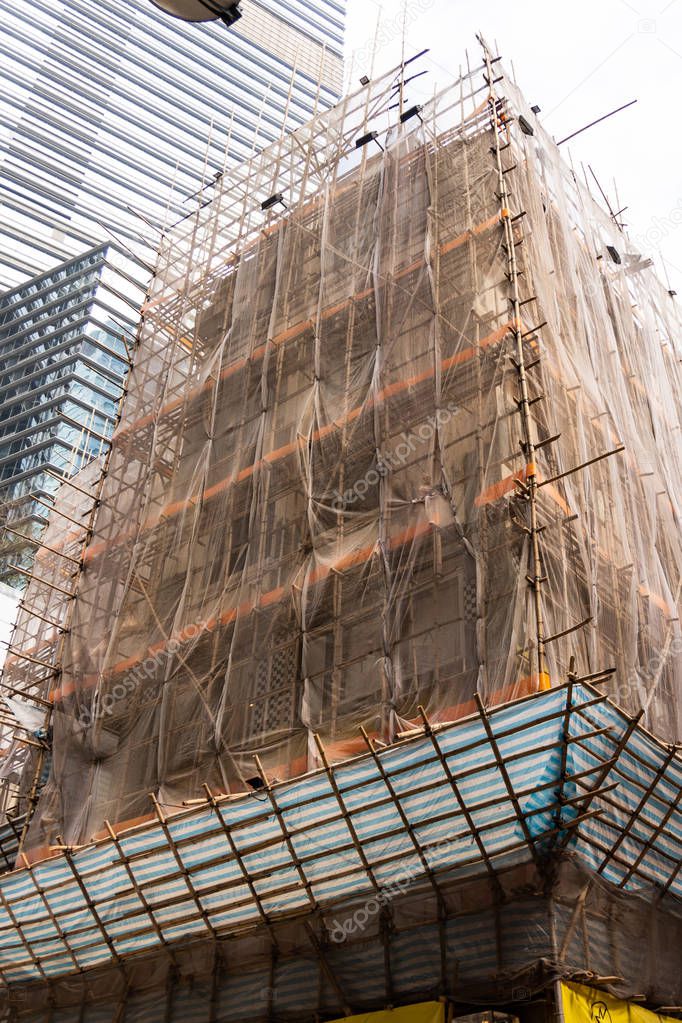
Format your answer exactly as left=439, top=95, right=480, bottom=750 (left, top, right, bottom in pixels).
left=84, top=317, right=515, bottom=565
left=116, top=211, right=503, bottom=443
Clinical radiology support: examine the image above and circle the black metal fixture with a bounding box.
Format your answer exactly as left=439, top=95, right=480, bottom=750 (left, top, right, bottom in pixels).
left=518, top=115, right=534, bottom=136
left=400, top=104, right=423, bottom=124
left=531, top=104, right=541, bottom=114
left=360, top=75, right=370, bottom=86
left=261, top=191, right=286, bottom=211
left=355, top=130, right=383, bottom=152
left=606, top=245, right=621, bottom=265
left=218, top=2, right=241, bottom=25
left=151, top=0, right=242, bottom=25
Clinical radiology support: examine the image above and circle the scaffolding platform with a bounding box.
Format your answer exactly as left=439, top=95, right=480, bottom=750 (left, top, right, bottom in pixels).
left=0, top=683, right=679, bottom=1016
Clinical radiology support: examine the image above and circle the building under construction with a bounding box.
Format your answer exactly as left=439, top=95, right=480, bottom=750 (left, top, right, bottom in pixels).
left=0, top=42, right=680, bottom=1023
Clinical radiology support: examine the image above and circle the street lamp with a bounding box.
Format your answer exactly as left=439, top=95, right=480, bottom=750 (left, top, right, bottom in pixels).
left=150, top=0, right=242, bottom=24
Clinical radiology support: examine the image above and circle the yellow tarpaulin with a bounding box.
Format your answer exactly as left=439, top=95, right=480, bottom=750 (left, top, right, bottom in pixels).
left=328, top=1003, right=444, bottom=1023
left=561, top=982, right=678, bottom=1023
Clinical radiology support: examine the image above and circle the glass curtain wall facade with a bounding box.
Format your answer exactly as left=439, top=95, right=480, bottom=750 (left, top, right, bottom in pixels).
left=0, top=246, right=147, bottom=585
left=0, top=0, right=344, bottom=586
left=0, top=0, right=345, bottom=290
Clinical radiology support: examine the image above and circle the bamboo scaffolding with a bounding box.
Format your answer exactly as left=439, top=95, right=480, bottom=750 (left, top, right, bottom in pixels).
left=149, top=793, right=217, bottom=940
left=3, top=259, right=147, bottom=857
left=482, top=36, right=547, bottom=684
left=202, top=783, right=279, bottom=949
left=253, top=754, right=319, bottom=914
left=1, top=49, right=680, bottom=1013
left=0, top=777, right=618, bottom=951
left=595, top=744, right=679, bottom=878
left=556, top=711, right=644, bottom=852
left=618, top=782, right=682, bottom=888
left=103, top=820, right=179, bottom=968
left=0, top=690, right=619, bottom=898
left=0, top=807, right=605, bottom=978
left=360, top=725, right=448, bottom=992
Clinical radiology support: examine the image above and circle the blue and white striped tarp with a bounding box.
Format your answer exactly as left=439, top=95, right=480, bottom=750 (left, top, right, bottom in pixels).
left=0, top=683, right=678, bottom=985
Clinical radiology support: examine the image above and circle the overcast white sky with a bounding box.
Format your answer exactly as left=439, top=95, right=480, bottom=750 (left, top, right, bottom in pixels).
left=344, top=0, right=682, bottom=289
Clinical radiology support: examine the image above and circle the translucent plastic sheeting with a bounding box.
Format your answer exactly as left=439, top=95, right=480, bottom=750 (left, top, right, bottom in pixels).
left=12, top=55, right=681, bottom=849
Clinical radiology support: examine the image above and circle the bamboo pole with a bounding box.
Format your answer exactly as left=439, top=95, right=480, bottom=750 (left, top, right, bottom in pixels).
left=361, top=725, right=448, bottom=993
left=556, top=710, right=643, bottom=852
left=2, top=648, right=59, bottom=673
left=149, top=793, right=216, bottom=939
left=3, top=526, right=81, bottom=566
left=475, top=693, right=540, bottom=865
left=19, top=853, right=83, bottom=975
left=15, top=604, right=66, bottom=631
left=619, top=779, right=682, bottom=888
left=482, top=35, right=547, bottom=683
left=202, top=783, right=278, bottom=949
left=4, top=564, right=75, bottom=597
left=59, top=835, right=125, bottom=969
left=253, top=754, right=319, bottom=913
left=419, top=703, right=503, bottom=889
left=32, top=496, right=88, bottom=529
left=43, top=467, right=102, bottom=497
left=596, top=743, right=678, bottom=878
left=538, top=446, right=625, bottom=488
left=103, top=820, right=178, bottom=967
left=304, top=921, right=353, bottom=1017
left=0, top=683, right=52, bottom=708
left=313, top=732, right=380, bottom=892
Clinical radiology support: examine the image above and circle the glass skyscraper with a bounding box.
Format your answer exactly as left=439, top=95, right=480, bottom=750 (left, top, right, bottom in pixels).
left=0, top=0, right=345, bottom=584
left=0, top=246, right=147, bottom=584
left=0, top=0, right=345, bottom=290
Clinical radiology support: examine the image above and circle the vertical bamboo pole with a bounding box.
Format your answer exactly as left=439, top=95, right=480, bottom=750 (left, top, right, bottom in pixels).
left=481, top=38, right=548, bottom=688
